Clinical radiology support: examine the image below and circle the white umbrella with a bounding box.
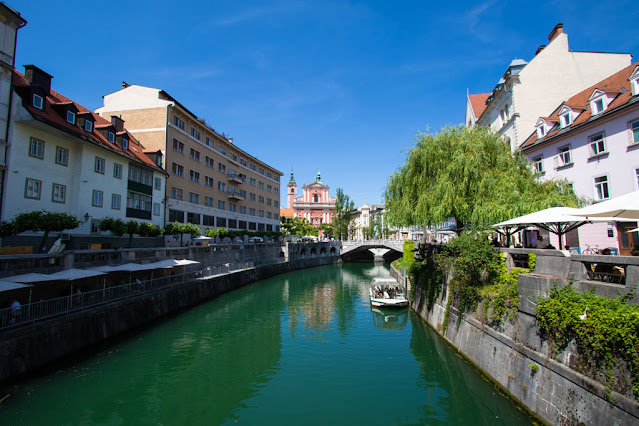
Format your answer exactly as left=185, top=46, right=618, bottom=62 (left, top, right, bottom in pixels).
left=47, top=269, right=106, bottom=281
left=627, top=228, right=639, bottom=233
left=109, top=263, right=157, bottom=272
left=9, top=273, right=56, bottom=283
left=0, top=280, right=33, bottom=292
left=573, top=191, right=639, bottom=220
left=493, top=206, right=612, bottom=250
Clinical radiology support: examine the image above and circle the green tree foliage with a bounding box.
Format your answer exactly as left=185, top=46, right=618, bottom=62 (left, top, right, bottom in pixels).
left=164, top=221, right=200, bottom=246
left=384, top=125, right=581, bottom=233
left=138, top=222, right=163, bottom=238
left=333, top=188, right=354, bottom=240
left=318, top=223, right=333, bottom=239
left=0, top=220, right=16, bottom=238
left=281, top=216, right=316, bottom=236
left=99, top=217, right=126, bottom=236
left=403, top=240, right=415, bottom=264
left=13, top=211, right=80, bottom=252
left=124, top=220, right=140, bottom=248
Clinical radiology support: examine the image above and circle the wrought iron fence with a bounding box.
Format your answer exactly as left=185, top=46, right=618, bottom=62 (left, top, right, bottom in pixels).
left=0, top=261, right=254, bottom=331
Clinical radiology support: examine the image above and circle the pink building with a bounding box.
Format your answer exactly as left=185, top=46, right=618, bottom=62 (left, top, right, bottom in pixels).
left=521, top=61, right=639, bottom=255
left=287, top=171, right=335, bottom=229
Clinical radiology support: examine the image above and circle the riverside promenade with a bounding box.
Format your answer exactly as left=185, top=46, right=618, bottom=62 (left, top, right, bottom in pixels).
left=0, top=241, right=341, bottom=383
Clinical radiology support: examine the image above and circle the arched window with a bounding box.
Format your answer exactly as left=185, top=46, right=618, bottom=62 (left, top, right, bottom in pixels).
left=314, top=194, right=318, bottom=202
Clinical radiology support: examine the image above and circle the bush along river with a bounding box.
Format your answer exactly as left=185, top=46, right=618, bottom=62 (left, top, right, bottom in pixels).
left=0, top=263, right=537, bottom=425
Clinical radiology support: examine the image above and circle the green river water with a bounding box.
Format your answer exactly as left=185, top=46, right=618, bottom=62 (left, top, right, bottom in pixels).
left=0, top=263, right=536, bottom=425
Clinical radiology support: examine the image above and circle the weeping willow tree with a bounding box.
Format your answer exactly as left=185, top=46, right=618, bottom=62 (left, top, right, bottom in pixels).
left=384, top=125, right=580, bottom=234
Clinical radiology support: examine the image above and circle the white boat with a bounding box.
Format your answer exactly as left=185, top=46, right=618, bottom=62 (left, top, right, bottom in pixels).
left=369, top=277, right=408, bottom=308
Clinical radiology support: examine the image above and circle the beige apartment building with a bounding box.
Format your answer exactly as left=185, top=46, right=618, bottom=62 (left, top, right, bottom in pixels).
left=96, top=84, right=283, bottom=232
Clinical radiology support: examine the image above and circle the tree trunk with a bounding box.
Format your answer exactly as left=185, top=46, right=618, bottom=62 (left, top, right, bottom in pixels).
left=38, top=230, right=50, bottom=253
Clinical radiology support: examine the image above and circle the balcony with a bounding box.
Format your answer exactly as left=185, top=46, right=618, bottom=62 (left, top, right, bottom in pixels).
left=227, top=190, right=245, bottom=200
left=227, top=173, right=246, bottom=184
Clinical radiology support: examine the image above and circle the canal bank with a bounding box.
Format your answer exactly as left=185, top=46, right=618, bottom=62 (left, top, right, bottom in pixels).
left=0, top=252, right=339, bottom=384
left=394, top=252, right=639, bottom=426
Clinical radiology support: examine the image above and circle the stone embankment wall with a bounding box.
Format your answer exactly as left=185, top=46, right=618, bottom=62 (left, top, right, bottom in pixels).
left=407, top=250, right=639, bottom=425
left=0, top=255, right=338, bottom=384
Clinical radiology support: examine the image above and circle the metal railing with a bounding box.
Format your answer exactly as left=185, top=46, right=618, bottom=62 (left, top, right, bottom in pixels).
left=0, top=261, right=254, bottom=331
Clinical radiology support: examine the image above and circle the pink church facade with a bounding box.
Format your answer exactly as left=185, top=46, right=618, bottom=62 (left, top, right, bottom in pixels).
left=287, top=171, right=335, bottom=228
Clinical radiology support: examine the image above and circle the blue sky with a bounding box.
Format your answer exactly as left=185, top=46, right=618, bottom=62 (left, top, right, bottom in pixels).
left=11, top=0, right=639, bottom=207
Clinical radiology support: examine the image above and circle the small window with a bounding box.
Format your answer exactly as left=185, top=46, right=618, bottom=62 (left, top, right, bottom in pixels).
left=204, top=197, right=214, bottom=207
left=532, top=156, right=543, bottom=173
left=205, top=156, right=214, bottom=168
left=205, top=176, right=214, bottom=187
left=52, top=183, right=66, bottom=203
left=205, top=137, right=214, bottom=148
left=29, top=138, right=44, bottom=159
left=172, top=139, right=184, bottom=153
left=122, top=138, right=129, bottom=150
left=66, top=110, right=76, bottom=124
left=189, top=170, right=200, bottom=183
left=55, top=147, right=68, bottom=166
left=190, top=127, right=201, bottom=140
left=630, top=120, right=639, bottom=145
left=249, top=193, right=256, bottom=201
left=537, top=125, right=546, bottom=139
left=558, top=146, right=571, bottom=166
left=249, top=208, right=256, bottom=216
left=173, top=115, right=185, bottom=130
left=249, top=178, right=256, bottom=186
left=589, top=133, right=606, bottom=156
left=258, top=167, right=265, bottom=175
left=112, top=194, right=121, bottom=210
left=108, top=131, right=115, bottom=143
left=218, top=181, right=226, bottom=192
left=594, top=175, right=610, bottom=200
left=189, top=192, right=200, bottom=204
left=239, top=206, right=246, bottom=214
left=95, top=157, right=105, bottom=174
left=92, top=190, right=104, bottom=207
left=154, top=177, right=161, bottom=190
left=258, top=181, right=265, bottom=189
left=560, top=113, right=571, bottom=128
left=85, top=120, right=93, bottom=132
left=25, top=178, right=41, bottom=199
left=218, top=200, right=226, bottom=210
left=190, top=148, right=200, bottom=161
left=218, top=163, right=226, bottom=173
left=250, top=163, right=256, bottom=171
left=171, top=163, right=184, bottom=177
left=229, top=203, right=237, bottom=212
left=114, top=163, right=123, bottom=179
left=258, top=210, right=264, bottom=217
left=33, top=93, right=44, bottom=109
left=274, top=200, right=279, bottom=207
left=153, top=203, right=161, bottom=216
left=171, top=187, right=183, bottom=200
left=91, top=220, right=100, bottom=234
left=593, top=98, right=605, bottom=115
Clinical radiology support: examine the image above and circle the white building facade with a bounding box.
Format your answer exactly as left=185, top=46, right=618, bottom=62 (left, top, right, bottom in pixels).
left=5, top=66, right=166, bottom=234
left=467, top=24, right=632, bottom=152
left=521, top=62, right=639, bottom=255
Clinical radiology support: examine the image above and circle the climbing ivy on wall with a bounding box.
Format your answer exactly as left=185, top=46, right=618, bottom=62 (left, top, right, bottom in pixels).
left=536, top=284, right=639, bottom=400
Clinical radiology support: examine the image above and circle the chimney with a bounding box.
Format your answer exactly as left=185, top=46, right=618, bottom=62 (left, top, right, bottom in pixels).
left=547, top=23, right=564, bottom=43
left=228, top=137, right=233, bottom=144
left=111, top=115, right=125, bottom=132
left=23, top=65, right=53, bottom=95
left=122, top=81, right=129, bottom=89
left=535, top=45, right=547, bottom=55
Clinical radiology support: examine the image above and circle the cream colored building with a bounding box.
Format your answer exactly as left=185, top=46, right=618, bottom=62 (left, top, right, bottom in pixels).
left=467, top=24, right=632, bottom=151
left=351, top=201, right=385, bottom=240
left=96, top=85, right=283, bottom=232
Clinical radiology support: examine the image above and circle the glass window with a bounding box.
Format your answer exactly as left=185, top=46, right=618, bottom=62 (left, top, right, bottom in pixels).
left=33, top=93, right=44, bottom=109
left=127, top=192, right=152, bottom=212
left=85, top=120, right=93, bottom=132
left=128, top=164, right=153, bottom=186
left=189, top=192, right=200, bottom=204
left=205, top=137, right=214, bottom=148
left=205, top=176, right=214, bottom=187
left=191, top=127, right=201, bottom=140
left=250, top=163, right=256, bottom=171
left=55, top=147, right=68, bottom=166
left=122, top=138, right=129, bottom=150
left=172, top=138, right=184, bottom=153
left=92, top=190, right=104, bottom=207
left=258, top=181, right=265, bottom=189
left=229, top=203, right=237, bottom=212
left=171, top=163, right=184, bottom=177
left=153, top=203, right=160, bottom=216
left=190, top=148, right=200, bottom=161
left=593, top=98, right=604, bottom=114
left=95, top=157, right=105, bottom=173
left=112, top=194, right=121, bottom=210
left=189, top=170, right=200, bottom=183
left=173, top=115, right=185, bottom=130
left=218, top=163, right=226, bottom=173
left=239, top=206, right=246, bottom=214
left=204, top=197, right=214, bottom=207
left=533, top=156, right=543, bottom=173
left=557, top=146, right=571, bottom=166
left=66, top=110, right=76, bottom=124
left=594, top=176, right=610, bottom=200
left=218, top=181, right=226, bottom=192
left=217, top=200, right=225, bottom=210
left=187, top=212, right=201, bottom=224
left=52, top=183, right=66, bottom=203
left=560, top=113, right=571, bottom=128
left=154, top=177, right=161, bottom=190
left=170, top=187, right=183, bottom=200
left=205, top=156, right=214, bottom=168
left=29, top=138, right=44, bottom=159
left=589, top=133, right=606, bottom=156
left=218, top=145, right=226, bottom=155
left=631, top=120, right=639, bottom=145
left=203, top=215, right=215, bottom=226
left=108, top=131, right=115, bottom=143
left=114, top=163, right=123, bottom=179
left=25, top=178, right=41, bottom=199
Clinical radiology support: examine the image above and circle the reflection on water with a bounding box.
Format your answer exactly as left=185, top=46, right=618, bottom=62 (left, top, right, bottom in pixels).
left=0, top=263, right=534, bottom=425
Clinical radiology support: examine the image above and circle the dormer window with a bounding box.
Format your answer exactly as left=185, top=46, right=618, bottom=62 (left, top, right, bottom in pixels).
left=122, top=138, right=129, bottom=150
left=537, top=126, right=546, bottom=138
left=589, top=89, right=613, bottom=116
left=66, top=110, right=76, bottom=124
left=560, top=114, right=571, bottom=127
left=108, top=131, right=115, bottom=143
left=33, top=93, right=44, bottom=109
left=85, top=120, right=93, bottom=132
left=629, top=66, right=639, bottom=96
left=558, top=106, right=573, bottom=128
left=535, top=117, right=552, bottom=139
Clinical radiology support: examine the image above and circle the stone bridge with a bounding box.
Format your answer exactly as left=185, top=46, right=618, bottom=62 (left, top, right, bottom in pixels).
left=340, top=240, right=404, bottom=262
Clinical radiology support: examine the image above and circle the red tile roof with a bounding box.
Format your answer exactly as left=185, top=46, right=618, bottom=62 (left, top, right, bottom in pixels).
left=468, top=93, right=490, bottom=119
left=522, top=61, right=639, bottom=150
left=12, top=70, right=165, bottom=174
